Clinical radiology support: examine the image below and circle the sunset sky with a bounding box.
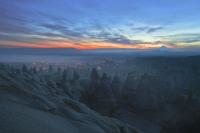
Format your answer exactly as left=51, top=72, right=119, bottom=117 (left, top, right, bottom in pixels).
left=0, top=0, right=200, bottom=49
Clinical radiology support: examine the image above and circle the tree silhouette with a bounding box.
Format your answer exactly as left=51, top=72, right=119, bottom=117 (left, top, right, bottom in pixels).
left=22, top=64, right=28, bottom=73
left=90, top=68, right=99, bottom=81
left=62, top=69, right=68, bottom=82
left=72, top=70, right=80, bottom=81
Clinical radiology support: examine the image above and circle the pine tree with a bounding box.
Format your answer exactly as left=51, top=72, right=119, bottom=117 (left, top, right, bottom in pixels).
left=89, top=68, right=100, bottom=93
left=57, top=67, right=61, bottom=74
left=111, top=74, right=121, bottom=93
left=72, top=70, right=80, bottom=81
left=32, top=67, right=37, bottom=74
left=22, top=64, right=28, bottom=73
left=48, top=65, right=53, bottom=73
left=90, top=68, right=99, bottom=81
left=101, top=73, right=108, bottom=81
left=62, top=69, right=68, bottom=82
left=100, top=72, right=109, bottom=90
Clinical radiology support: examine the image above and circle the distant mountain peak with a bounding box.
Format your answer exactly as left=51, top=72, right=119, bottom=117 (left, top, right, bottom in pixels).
left=160, top=45, right=168, bottom=48
left=158, top=45, right=170, bottom=51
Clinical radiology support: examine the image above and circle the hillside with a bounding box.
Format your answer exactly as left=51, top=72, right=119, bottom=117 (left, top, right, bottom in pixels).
left=0, top=64, right=139, bottom=133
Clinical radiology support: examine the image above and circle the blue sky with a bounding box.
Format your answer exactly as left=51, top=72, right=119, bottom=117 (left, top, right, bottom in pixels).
left=0, top=0, right=200, bottom=49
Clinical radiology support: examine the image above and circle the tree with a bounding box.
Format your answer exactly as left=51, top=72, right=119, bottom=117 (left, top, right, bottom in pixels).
left=81, top=68, right=100, bottom=108
left=62, top=69, right=68, bottom=82
left=111, top=74, right=121, bottom=91
left=59, top=69, right=70, bottom=94
left=90, top=68, right=99, bottom=81
left=48, top=65, right=53, bottom=73
left=57, top=67, right=61, bottom=74
left=89, top=68, right=100, bottom=90
left=101, top=73, right=108, bottom=80
left=72, top=70, right=80, bottom=81
left=124, top=73, right=134, bottom=91
left=111, top=74, right=121, bottom=99
left=100, top=72, right=110, bottom=90
left=31, top=67, right=37, bottom=74
left=22, top=64, right=28, bottom=73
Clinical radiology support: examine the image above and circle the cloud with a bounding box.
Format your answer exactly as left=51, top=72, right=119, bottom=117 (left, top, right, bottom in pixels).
left=40, top=23, right=87, bottom=40
left=159, top=33, right=200, bottom=43
left=96, top=32, right=140, bottom=44
left=131, top=26, right=164, bottom=34
left=0, top=1, right=37, bottom=35
left=146, top=26, right=163, bottom=33
left=41, top=23, right=67, bottom=31
left=0, top=0, right=198, bottom=49
left=157, top=33, right=200, bottom=47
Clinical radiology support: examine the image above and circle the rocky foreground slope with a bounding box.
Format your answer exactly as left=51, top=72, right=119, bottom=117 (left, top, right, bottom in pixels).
left=0, top=64, right=139, bottom=133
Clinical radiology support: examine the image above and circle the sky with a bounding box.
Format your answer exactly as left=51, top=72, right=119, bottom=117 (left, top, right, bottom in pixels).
left=0, top=0, right=200, bottom=49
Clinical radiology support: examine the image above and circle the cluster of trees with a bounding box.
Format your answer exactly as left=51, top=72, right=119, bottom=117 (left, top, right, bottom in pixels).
left=5, top=62, right=200, bottom=132
left=81, top=68, right=121, bottom=116
left=9, top=64, right=200, bottom=114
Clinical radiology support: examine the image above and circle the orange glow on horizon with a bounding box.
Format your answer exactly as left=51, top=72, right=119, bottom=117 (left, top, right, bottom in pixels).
left=0, top=39, right=175, bottom=49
